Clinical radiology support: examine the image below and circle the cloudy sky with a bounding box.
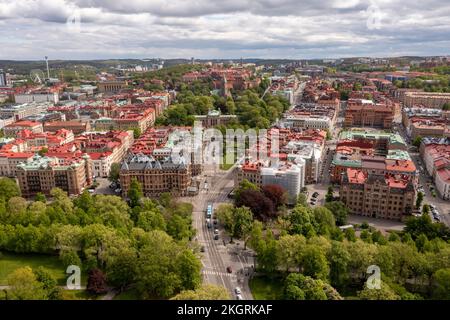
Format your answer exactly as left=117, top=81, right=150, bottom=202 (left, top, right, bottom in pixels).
left=0, top=0, right=449, bottom=60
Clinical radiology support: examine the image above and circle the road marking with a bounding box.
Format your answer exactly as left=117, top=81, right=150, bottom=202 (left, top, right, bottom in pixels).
left=202, top=270, right=236, bottom=278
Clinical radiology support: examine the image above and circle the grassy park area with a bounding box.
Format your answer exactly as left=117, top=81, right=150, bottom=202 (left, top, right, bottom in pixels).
left=249, top=275, right=285, bottom=300
left=0, top=252, right=66, bottom=285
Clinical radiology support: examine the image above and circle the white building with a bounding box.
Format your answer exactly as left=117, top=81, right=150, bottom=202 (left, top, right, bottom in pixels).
left=284, top=142, right=323, bottom=183
left=14, top=92, right=59, bottom=104
left=0, top=102, right=52, bottom=121
left=261, top=159, right=306, bottom=204
left=282, top=114, right=332, bottom=130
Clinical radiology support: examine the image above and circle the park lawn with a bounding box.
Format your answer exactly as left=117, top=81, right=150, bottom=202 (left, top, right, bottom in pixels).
left=0, top=252, right=66, bottom=285
left=249, top=275, right=285, bottom=300
left=113, top=288, right=141, bottom=300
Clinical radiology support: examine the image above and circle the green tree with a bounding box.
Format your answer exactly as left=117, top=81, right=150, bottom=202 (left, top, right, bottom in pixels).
left=171, top=284, right=231, bottom=300
left=135, top=230, right=201, bottom=299
left=312, top=207, right=336, bottom=235
left=176, top=249, right=202, bottom=291
left=137, top=210, right=166, bottom=232
left=324, top=201, right=349, bottom=226
left=234, top=179, right=259, bottom=202
left=325, top=129, right=332, bottom=140
left=288, top=205, right=316, bottom=237
left=300, top=246, right=330, bottom=280
left=38, top=147, right=48, bottom=156
left=133, top=127, right=142, bottom=139
left=358, top=281, right=400, bottom=300
left=59, top=250, right=82, bottom=269
left=296, top=193, right=308, bottom=206
left=416, top=192, right=424, bottom=209
left=413, top=136, right=423, bottom=148
left=432, top=268, right=450, bottom=300
left=166, top=213, right=194, bottom=241
left=353, top=82, right=363, bottom=91
left=284, top=273, right=342, bottom=300
left=34, top=192, right=47, bottom=203
left=276, top=234, right=306, bottom=272
left=0, top=177, right=21, bottom=201
left=325, top=186, right=334, bottom=203
left=108, top=163, right=121, bottom=183
left=128, top=178, right=143, bottom=208
left=256, top=231, right=278, bottom=273
left=217, top=205, right=253, bottom=244
left=34, top=267, right=61, bottom=300
left=7, top=267, right=47, bottom=300
left=105, top=247, right=137, bottom=291
left=344, top=228, right=357, bottom=242
left=329, top=241, right=350, bottom=288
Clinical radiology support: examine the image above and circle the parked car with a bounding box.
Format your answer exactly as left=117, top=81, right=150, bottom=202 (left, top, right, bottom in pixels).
left=235, top=287, right=241, bottom=294
left=200, top=246, right=205, bottom=252
left=236, top=294, right=243, bottom=300
left=214, top=234, right=219, bottom=240
left=226, top=266, right=232, bottom=273
left=214, top=228, right=219, bottom=235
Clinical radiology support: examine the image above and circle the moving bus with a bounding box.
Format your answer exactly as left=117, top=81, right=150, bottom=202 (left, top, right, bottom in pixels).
left=206, top=204, right=213, bottom=219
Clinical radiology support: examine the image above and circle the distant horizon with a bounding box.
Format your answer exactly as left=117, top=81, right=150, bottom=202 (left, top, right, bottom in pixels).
left=0, top=54, right=448, bottom=63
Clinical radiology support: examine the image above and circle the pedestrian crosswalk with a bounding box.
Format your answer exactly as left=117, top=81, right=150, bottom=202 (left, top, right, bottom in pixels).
left=202, top=270, right=236, bottom=278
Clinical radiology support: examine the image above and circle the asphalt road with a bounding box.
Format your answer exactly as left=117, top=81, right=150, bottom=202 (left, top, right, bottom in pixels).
left=187, top=164, right=255, bottom=300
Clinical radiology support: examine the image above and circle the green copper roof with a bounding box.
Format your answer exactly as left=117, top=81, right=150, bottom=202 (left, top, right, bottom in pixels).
left=339, top=130, right=406, bottom=146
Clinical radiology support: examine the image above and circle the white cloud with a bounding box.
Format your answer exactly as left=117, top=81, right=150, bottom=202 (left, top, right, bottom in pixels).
left=0, top=0, right=449, bottom=59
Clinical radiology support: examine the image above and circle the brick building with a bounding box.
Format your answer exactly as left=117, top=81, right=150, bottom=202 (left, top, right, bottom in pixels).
left=344, top=99, right=394, bottom=128
left=120, top=154, right=192, bottom=198
left=340, top=168, right=416, bottom=221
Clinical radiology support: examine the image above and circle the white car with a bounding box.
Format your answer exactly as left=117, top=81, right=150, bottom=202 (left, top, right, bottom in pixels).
left=236, top=294, right=243, bottom=300
left=235, top=287, right=241, bottom=294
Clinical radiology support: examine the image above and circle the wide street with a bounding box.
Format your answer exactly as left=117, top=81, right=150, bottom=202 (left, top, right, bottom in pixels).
left=185, top=163, right=255, bottom=300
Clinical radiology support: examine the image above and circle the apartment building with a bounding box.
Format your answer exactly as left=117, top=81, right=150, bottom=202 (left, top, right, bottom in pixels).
left=331, top=131, right=416, bottom=183
left=0, top=102, right=52, bottom=121
left=76, top=131, right=134, bottom=177
left=340, top=168, right=416, bottom=221
left=235, top=157, right=306, bottom=204
left=3, top=120, right=43, bottom=137
left=120, top=154, right=192, bottom=198
left=344, top=99, right=394, bottom=129
left=16, top=154, right=93, bottom=197
left=44, top=120, right=91, bottom=135
left=0, top=151, right=34, bottom=176
left=403, top=92, right=450, bottom=109
left=422, top=142, right=450, bottom=200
